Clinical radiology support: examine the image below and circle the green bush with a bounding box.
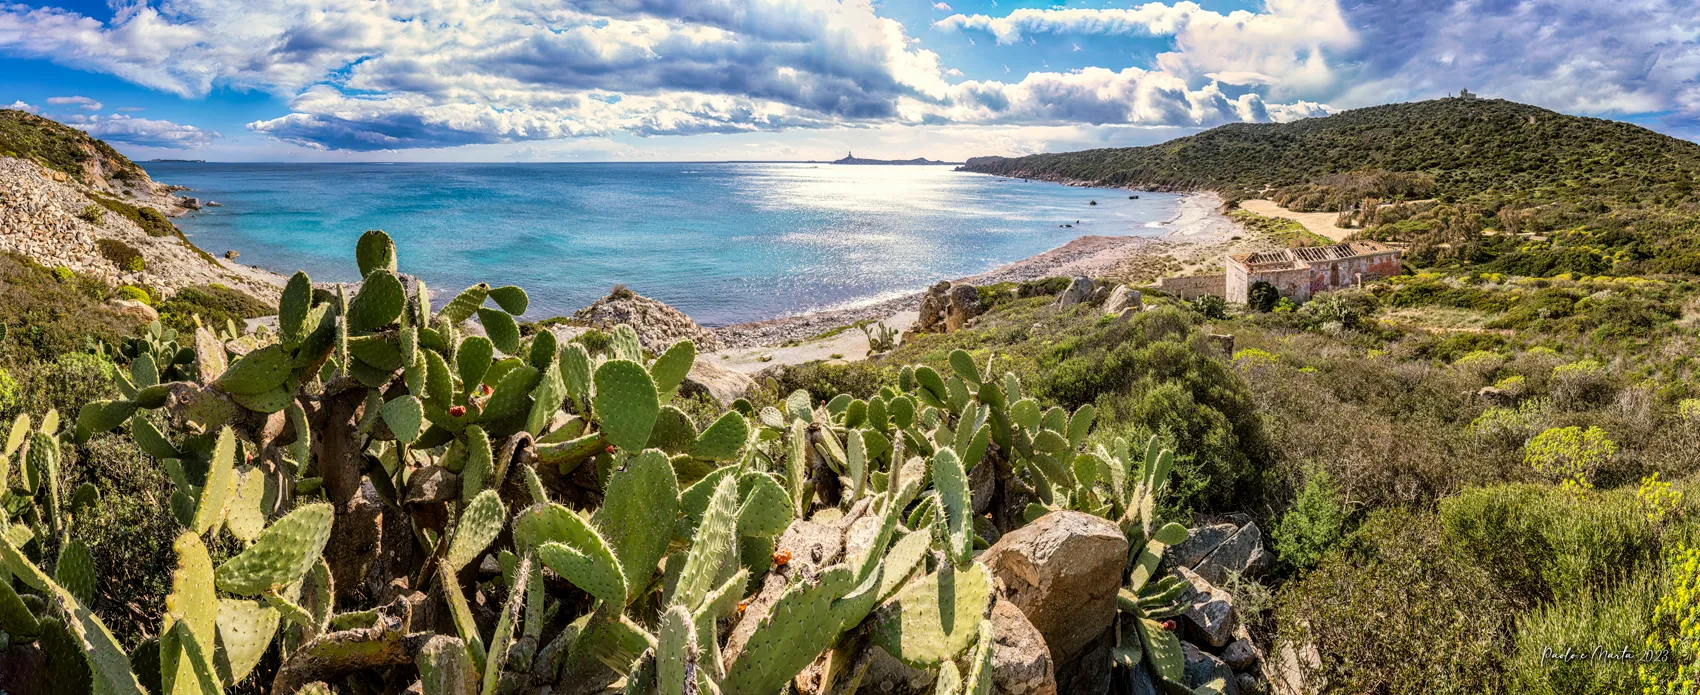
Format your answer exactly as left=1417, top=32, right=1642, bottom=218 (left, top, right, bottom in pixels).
left=155, top=284, right=272, bottom=334
left=59, top=431, right=181, bottom=648
left=96, top=238, right=145, bottom=273
left=0, top=366, right=16, bottom=413
left=1274, top=469, right=1348, bottom=570
left=1248, top=280, right=1279, bottom=313
left=77, top=203, right=105, bottom=224
left=1440, top=484, right=1664, bottom=607
left=1510, top=573, right=1660, bottom=695
left=0, top=253, right=137, bottom=365
left=1193, top=293, right=1228, bottom=319
left=1643, top=545, right=1700, bottom=694
left=766, top=359, right=890, bottom=402
left=1277, top=508, right=1511, bottom=694
left=115, top=285, right=151, bottom=305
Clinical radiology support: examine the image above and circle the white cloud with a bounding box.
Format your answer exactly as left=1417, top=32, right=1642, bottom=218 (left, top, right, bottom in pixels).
left=64, top=114, right=221, bottom=148
left=4, top=100, right=36, bottom=113
left=46, top=95, right=101, bottom=110
left=932, top=2, right=951, bottom=10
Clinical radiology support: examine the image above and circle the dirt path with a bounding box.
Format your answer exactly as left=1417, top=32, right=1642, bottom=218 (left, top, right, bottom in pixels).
left=708, top=311, right=918, bottom=374
left=1239, top=199, right=1354, bottom=242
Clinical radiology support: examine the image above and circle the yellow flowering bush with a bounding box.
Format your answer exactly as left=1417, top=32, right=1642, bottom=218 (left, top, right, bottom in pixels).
left=1643, top=546, right=1700, bottom=695
left=1639, top=473, right=1685, bottom=524
left=1525, top=425, right=1616, bottom=491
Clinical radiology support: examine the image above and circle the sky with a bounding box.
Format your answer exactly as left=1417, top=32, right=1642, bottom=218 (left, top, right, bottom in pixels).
left=1, top=0, right=1696, bottom=162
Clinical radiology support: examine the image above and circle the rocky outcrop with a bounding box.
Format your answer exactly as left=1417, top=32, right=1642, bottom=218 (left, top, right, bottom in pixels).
left=571, top=287, right=722, bottom=353
left=1174, top=567, right=1236, bottom=647
left=1194, top=522, right=1273, bottom=585
left=981, top=511, right=1126, bottom=693
left=908, top=280, right=984, bottom=336
left=1054, top=276, right=1095, bottom=306
left=1103, top=284, right=1142, bottom=314
left=681, top=357, right=757, bottom=406
left=0, top=156, right=282, bottom=303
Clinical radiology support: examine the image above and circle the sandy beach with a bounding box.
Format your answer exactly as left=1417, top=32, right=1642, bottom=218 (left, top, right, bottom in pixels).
left=709, top=191, right=1276, bottom=359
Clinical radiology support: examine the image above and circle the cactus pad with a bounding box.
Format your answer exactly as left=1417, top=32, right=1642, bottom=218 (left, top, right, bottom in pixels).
left=192, top=427, right=239, bottom=535
left=649, top=341, right=695, bottom=399
left=673, top=474, right=737, bottom=611
left=75, top=399, right=137, bottom=441
left=592, top=359, right=660, bottom=452
left=1138, top=616, right=1184, bottom=682
left=459, top=425, right=493, bottom=501
left=456, top=336, right=495, bottom=391
left=735, top=472, right=792, bottom=538
left=56, top=538, right=97, bottom=607
left=445, top=489, right=506, bottom=573
left=214, top=598, right=278, bottom=686
left=869, top=561, right=993, bottom=668
left=477, top=307, right=521, bottom=355
left=559, top=342, right=593, bottom=411
left=0, top=571, right=40, bottom=638
left=489, top=284, right=529, bottom=315
left=592, top=450, right=677, bottom=604
left=215, top=502, right=334, bottom=596
left=355, top=230, right=398, bottom=277
left=279, top=271, right=314, bottom=345
left=348, top=269, right=406, bottom=332
left=538, top=540, right=626, bottom=606
left=723, top=565, right=859, bottom=694
left=438, top=283, right=491, bottom=324
left=381, top=395, right=425, bottom=444
left=656, top=605, right=694, bottom=695
left=418, top=634, right=478, bottom=695
left=646, top=405, right=698, bottom=453
left=689, top=411, right=748, bottom=461
left=932, top=448, right=973, bottom=566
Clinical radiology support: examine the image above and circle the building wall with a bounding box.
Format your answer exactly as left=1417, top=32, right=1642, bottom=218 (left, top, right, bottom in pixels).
left=1225, top=263, right=1249, bottom=303
left=1156, top=274, right=1226, bottom=300
left=1303, top=251, right=1402, bottom=297
left=1249, top=267, right=1314, bottom=301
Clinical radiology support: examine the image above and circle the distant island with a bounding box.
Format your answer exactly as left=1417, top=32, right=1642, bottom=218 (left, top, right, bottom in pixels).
left=147, top=158, right=206, bottom=163
left=828, top=151, right=960, bottom=165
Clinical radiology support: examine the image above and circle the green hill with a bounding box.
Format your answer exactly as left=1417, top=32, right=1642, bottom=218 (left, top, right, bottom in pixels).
left=0, top=108, right=146, bottom=185
left=963, top=98, right=1700, bottom=275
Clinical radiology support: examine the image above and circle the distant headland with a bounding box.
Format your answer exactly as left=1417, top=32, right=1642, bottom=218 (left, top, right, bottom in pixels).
left=827, top=151, right=960, bottom=165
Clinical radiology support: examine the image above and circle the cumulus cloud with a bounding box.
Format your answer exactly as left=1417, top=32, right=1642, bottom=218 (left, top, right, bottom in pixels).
left=46, top=95, right=101, bottom=110
left=4, top=100, right=36, bottom=113
left=18, top=0, right=1687, bottom=151
left=65, top=114, right=221, bottom=148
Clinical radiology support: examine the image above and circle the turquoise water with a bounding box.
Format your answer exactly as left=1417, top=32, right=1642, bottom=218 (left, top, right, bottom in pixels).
left=148, top=162, right=1180, bottom=326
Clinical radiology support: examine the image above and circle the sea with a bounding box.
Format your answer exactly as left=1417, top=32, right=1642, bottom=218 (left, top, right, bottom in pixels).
left=147, top=162, right=1182, bottom=326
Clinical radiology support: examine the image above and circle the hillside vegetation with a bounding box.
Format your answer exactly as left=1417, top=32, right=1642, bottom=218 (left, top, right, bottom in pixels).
left=964, top=97, right=1700, bottom=274
left=0, top=109, right=145, bottom=185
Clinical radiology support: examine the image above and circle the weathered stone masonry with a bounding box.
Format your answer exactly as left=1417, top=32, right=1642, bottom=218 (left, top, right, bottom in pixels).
left=1225, top=241, right=1401, bottom=303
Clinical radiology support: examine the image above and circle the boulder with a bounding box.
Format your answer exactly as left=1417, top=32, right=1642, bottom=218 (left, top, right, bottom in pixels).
left=1173, top=567, right=1236, bottom=648
left=1103, top=285, right=1142, bottom=314
left=1222, top=638, right=1258, bottom=671
left=107, top=298, right=158, bottom=322
left=402, top=466, right=460, bottom=505
left=1182, top=642, right=1240, bottom=695
left=982, top=511, right=1126, bottom=687
left=223, top=248, right=238, bottom=259
left=681, top=357, right=756, bottom=406
left=1236, top=672, right=1264, bottom=695
left=945, top=283, right=983, bottom=331
left=1268, top=641, right=1321, bottom=695
left=1194, top=522, right=1272, bottom=585
left=990, top=598, right=1057, bottom=695
left=1054, top=276, right=1095, bottom=307
left=1207, top=333, right=1236, bottom=357
left=1160, top=523, right=1237, bottom=574
left=571, top=287, right=721, bottom=352
left=914, top=280, right=952, bottom=332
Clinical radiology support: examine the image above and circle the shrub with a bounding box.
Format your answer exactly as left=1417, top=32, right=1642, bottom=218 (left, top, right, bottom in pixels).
left=1274, top=468, right=1348, bottom=570
left=1525, top=425, right=1616, bottom=491
left=1440, top=484, right=1663, bottom=607
left=1551, top=359, right=1614, bottom=410
left=0, top=253, right=136, bottom=364
left=1193, top=293, right=1227, bottom=319
left=1640, top=473, right=1685, bottom=524
left=1511, top=573, right=1660, bottom=695
left=1644, top=545, right=1700, bottom=694
left=96, top=238, right=145, bottom=273
left=115, top=285, right=151, bottom=305
left=0, top=366, right=16, bottom=412
left=155, top=284, right=272, bottom=334
left=1248, top=280, right=1279, bottom=313
left=77, top=203, right=105, bottom=224
left=766, top=359, right=890, bottom=402
left=1277, top=508, right=1511, bottom=694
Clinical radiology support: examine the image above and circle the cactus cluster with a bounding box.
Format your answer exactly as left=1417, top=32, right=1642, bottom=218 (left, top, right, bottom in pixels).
left=9, top=231, right=1212, bottom=694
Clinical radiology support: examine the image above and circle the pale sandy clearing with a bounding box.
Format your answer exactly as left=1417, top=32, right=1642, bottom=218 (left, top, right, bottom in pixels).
left=1239, top=199, right=1355, bottom=242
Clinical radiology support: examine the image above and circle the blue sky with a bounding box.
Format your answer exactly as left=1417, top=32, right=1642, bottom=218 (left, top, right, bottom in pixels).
left=2, top=0, right=1696, bottom=161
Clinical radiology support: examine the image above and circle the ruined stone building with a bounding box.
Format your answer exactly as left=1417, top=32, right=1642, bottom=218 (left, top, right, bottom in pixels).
left=1225, top=241, right=1401, bottom=303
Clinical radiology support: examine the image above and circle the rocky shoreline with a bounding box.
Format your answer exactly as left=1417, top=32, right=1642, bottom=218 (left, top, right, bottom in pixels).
left=711, top=191, right=1254, bottom=350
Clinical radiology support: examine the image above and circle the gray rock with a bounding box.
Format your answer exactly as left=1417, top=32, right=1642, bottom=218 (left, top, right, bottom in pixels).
left=1054, top=276, right=1095, bottom=306
left=107, top=298, right=158, bottom=322
left=1126, top=661, right=1160, bottom=695
left=1183, top=642, right=1240, bottom=695
left=1174, top=567, right=1237, bottom=648
left=990, top=598, right=1057, bottom=695
left=1161, top=523, right=1238, bottom=574
left=1195, top=522, right=1272, bottom=585
left=1223, top=638, right=1258, bottom=671
left=403, top=465, right=460, bottom=505
left=571, top=287, right=722, bottom=352
left=982, top=511, right=1126, bottom=673
left=681, top=357, right=757, bottom=406
left=1236, top=672, right=1265, bottom=695
left=1268, top=641, right=1321, bottom=695
left=1103, top=285, right=1142, bottom=314
left=945, top=283, right=983, bottom=332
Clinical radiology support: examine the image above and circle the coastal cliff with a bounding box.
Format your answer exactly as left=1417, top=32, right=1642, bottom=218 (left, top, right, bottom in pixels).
left=0, top=109, right=282, bottom=303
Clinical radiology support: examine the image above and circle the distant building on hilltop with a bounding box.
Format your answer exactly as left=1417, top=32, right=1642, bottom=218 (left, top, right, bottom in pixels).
left=1459, top=87, right=1476, bottom=99
left=1225, top=242, right=1402, bottom=304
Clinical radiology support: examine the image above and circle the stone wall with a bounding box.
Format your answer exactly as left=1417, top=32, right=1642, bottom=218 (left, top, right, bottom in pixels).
left=1155, top=274, right=1226, bottom=300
